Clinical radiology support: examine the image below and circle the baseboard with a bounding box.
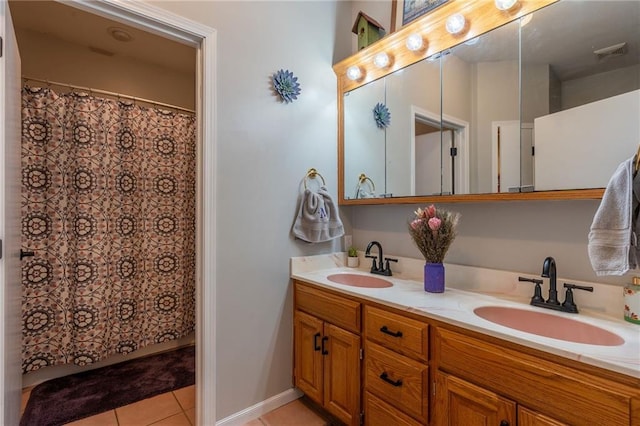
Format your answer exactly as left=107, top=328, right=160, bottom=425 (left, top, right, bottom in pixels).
left=216, top=387, right=303, bottom=426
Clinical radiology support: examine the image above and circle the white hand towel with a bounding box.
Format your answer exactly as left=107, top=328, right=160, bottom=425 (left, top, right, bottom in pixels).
left=588, top=156, right=634, bottom=275
left=292, top=186, right=344, bottom=243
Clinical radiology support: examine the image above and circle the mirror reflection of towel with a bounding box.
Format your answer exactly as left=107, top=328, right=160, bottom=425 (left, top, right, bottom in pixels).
left=292, top=186, right=344, bottom=243
left=588, top=156, right=635, bottom=275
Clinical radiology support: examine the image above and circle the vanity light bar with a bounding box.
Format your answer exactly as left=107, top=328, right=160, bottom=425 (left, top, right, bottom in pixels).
left=346, top=65, right=363, bottom=81
left=495, top=0, right=518, bottom=11
left=445, top=13, right=466, bottom=35
left=373, top=52, right=390, bottom=68
left=406, top=33, right=424, bottom=51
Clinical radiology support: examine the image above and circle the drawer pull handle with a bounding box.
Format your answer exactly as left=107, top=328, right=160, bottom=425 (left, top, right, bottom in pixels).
left=379, top=372, right=403, bottom=387
left=499, top=421, right=510, bottom=426
left=380, top=325, right=403, bottom=338
left=321, top=336, right=329, bottom=355
left=313, top=333, right=321, bottom=351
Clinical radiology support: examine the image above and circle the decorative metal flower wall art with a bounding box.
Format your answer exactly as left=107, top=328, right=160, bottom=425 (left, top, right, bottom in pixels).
left=373, top=102, right=391, bottom=128
left=272, top=69, right=301, bottom=104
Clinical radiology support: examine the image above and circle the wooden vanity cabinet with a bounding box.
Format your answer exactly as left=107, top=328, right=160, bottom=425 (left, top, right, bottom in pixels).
left=363, top=306, right=430, bottom=425
left=433, top=327, right=639, bottom=426
left=293, top=281, right=362, bottom=425
left=293, top=280, right=640, bottom=426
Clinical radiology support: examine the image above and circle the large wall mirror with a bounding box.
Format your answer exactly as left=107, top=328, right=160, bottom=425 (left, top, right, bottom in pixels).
left=336, top=0, right=640, bottom=204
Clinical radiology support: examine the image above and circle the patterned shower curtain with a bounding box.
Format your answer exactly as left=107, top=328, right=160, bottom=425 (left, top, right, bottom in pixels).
left=20, top=86, right=196, bottom=373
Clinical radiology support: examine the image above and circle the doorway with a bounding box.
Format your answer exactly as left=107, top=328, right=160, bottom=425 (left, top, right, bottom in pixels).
left=1, top=1, right=216, bottom=424
left=410, top=105, right=469, bottom=196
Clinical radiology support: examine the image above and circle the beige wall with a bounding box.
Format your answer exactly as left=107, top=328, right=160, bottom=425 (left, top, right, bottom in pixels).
left=16, top=28, right=195, bottom=110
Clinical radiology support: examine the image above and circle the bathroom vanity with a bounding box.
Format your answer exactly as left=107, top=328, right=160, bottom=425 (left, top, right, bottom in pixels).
left=291, top=254, right=640, bottom=426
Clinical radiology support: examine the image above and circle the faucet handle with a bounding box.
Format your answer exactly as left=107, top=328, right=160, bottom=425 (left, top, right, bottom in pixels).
left=561, top=283, right=594, bottom=313
left=365, top=255, right=378, bottom=272
left=563, top=283, right=594, bottom=293
left=518, top=276, right=544, bottom=303
left=383, top=257, right=398, bottom=276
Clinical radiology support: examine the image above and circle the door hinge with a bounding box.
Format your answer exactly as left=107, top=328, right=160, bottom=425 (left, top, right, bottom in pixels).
left=531, top=146, right=535, bottom=156
left=0, top=239, right=2, bottom=259
left=360, top=411, right=364, bottom=425
left=0, top=36, right=3, bottom=58
left=359, top=348, right=363, bottom=360
left=450, top=147, right=458, bottom=157
left=432, top=381, right=436, bottom=396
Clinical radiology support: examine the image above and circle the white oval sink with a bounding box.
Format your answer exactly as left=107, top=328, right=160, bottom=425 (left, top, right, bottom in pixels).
left=474, top=306, right=624, bottom=346
left=327, top=273, right=393, bottom=288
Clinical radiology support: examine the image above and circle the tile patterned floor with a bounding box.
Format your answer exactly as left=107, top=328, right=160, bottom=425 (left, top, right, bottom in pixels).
left=245, top=399, right=331, bottom=426
left=22, top=385, right=328, bottom=426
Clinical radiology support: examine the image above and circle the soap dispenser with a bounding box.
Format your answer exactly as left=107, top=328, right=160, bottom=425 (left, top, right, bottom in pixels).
left=623, top=277, right=640, bottom=324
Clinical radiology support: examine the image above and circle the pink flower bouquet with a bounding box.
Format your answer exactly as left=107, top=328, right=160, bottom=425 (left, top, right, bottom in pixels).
left=408, top=205, right=460, bottom=263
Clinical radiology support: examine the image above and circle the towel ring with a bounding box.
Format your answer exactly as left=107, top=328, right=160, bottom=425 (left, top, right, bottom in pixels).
left=358, top=173, right=376, bottom=191
left=303, top=168, right=326, bottom=189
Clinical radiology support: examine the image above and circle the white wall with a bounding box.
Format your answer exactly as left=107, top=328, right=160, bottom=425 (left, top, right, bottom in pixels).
left=534, top=90, right=640, bottom=191
left=473, top=60, right=519, bottom=193
left=15, top=28, right=195, bottom=110
left=146, top=0, right=351, bottom=420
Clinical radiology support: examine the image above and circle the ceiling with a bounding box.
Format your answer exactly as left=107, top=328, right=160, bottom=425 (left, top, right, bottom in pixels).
left=8, top=0, right=195, bottom=74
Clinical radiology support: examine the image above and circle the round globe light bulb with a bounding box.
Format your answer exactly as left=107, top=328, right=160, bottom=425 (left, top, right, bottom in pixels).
left=445, top=13, right=466, bottom=35
left=346, top=66, right=362, bottom=81
left=406, top=33, right=423, bottom=51
left=494, top=0, right=518, bottom=11
left=373, top=52, right=390, bottom=68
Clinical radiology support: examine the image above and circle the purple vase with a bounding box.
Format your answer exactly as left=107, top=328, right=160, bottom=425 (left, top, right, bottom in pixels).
left=424, top=262, right=445, bottom=293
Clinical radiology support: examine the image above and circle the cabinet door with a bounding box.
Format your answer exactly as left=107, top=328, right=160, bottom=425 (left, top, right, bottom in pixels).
left=294, top=310, right=324, bottom=404
left=435, top=371, right=516, bottom=426
left=324, top=323, right=361, bottom=426
left=518, top=407, right=568, bottom=426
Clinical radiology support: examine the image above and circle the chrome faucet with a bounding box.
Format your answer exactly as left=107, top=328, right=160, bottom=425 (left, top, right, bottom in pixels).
left=541, top=256, right=559, bottom=305
left=365, top=241, right=397, bottom=276
left=519, top=256, right=594, bottom=313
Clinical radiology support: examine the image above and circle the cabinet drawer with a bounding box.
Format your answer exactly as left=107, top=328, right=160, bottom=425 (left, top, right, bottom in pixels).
left=435, top=327, right=635, bottom=426
left=295, top=281, right=361, bottom=333
left=364, top=305, right=428, bottom=360
left=364, top=341, right=428, bottom=422
left=364, top=391, right=424, bottom=426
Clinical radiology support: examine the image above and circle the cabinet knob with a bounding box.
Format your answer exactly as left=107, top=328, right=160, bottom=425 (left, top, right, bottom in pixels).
left=500, top=421, right=510, bottom=426
left=379, top=325, right=403, bottom=338
left=313, top=333, right=321, bottom=351
left=379, top=372, right=403, bottom=387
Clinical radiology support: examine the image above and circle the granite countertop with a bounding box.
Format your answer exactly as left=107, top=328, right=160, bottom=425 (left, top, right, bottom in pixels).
left=291, top=253, right=640, bottom=379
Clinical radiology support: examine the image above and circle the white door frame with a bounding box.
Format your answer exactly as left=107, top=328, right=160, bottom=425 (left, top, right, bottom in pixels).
left=54, top=1, right=217, bottom=424
left=1, top=2, right=24, bottom=423
left=410, top=105, right=469, bottom=195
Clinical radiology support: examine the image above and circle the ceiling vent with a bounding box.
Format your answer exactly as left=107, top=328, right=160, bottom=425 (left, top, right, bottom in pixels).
left=594, top=42, right=628, bottom=60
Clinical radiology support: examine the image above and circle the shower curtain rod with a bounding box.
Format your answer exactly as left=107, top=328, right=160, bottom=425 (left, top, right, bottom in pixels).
left=22, top=76, right=195, bottom=114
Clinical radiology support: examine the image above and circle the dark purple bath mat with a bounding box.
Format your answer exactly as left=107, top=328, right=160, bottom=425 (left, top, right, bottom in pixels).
left=20, top=345, right=195, bottom=426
